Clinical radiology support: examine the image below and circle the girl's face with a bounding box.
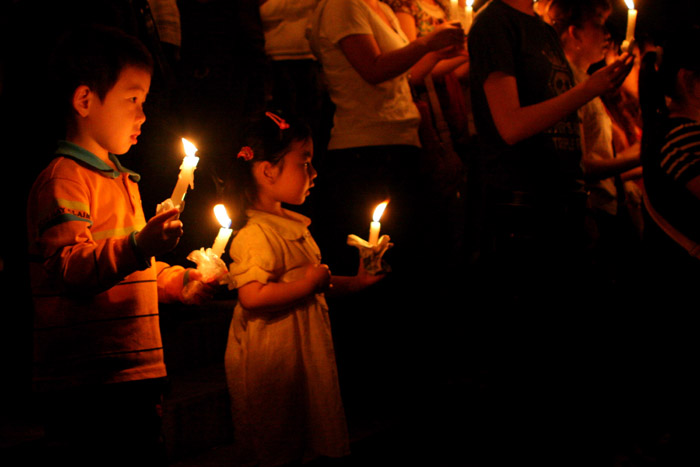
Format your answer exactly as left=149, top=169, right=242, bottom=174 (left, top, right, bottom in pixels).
left=270, top=138, right=317, bottom=205
left=576, top=9, right=611, bottom=67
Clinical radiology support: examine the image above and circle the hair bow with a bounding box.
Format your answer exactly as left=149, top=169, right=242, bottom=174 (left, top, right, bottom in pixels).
left=265, top=111, right=290, bottom=130
left=237, top=146, right=254, bottom=161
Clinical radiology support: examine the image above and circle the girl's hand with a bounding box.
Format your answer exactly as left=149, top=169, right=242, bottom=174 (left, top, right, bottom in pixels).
left=303, top=264, right=331, bottom=293
left=356, top=259, right=386, bottom=289
left=181, top=269, right=219, bottom=305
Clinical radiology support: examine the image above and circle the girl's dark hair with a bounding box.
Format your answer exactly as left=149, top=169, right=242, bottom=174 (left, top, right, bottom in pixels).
left=48, top=24, right=154, bottom=137
left=546, top=0, right=611, bottom=36
left=225, top=111, right=312, bottom=230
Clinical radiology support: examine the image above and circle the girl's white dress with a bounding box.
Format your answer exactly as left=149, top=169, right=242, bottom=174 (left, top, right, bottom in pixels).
left=225, top=209, right=350, bottom=466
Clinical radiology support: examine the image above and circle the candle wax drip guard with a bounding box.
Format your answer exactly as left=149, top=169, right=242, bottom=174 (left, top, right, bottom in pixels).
left=186, top=248, right=231, bottom=285
left=156, top=198, right=184, bottom=215
left=347, top=234, right=392, bottom=275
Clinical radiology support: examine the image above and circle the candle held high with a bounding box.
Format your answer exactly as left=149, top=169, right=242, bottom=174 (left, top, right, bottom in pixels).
left=621, top=0, right=637, bottom=52
left=170, top=138, right=200, bottom=209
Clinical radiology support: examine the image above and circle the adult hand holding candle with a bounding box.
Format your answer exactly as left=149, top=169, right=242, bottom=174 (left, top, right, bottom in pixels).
left=211, top=204, right=233, bottom=258
left=169, top=138, right=200, bottom=209
left=369, top=201, right=388, bottom=246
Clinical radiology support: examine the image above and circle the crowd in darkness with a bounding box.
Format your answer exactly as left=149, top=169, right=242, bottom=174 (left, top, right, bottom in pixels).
left=2, top=0, right=700, bottom=465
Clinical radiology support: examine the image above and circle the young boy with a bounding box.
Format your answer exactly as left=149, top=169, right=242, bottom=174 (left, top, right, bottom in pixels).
left=26, top=25, right=212, bottom=465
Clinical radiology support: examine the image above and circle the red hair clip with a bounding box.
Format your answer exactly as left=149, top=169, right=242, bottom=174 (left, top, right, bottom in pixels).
left=265, top=112, right=290, bottom=130
left=237, top=146, right=254, bottom=161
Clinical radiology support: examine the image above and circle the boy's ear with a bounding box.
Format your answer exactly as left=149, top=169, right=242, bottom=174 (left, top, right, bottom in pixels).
left=72, top=85, right=93, bottom=118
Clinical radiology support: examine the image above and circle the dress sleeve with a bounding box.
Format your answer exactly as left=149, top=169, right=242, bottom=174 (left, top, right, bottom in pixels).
left=227, top=224, right=279, bottom=289
left=31, top=173, right=145, bottom=295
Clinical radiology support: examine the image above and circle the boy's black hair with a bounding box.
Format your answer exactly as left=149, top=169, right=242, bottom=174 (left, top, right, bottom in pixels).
left=48, top=24, right=153, bottom=136
left=225, top=110, right=313, bottom=230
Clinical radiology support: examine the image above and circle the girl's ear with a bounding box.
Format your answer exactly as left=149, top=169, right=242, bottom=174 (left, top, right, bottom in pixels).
left=257, top=160, right=280, bottom=185
left=72, top=85, right=93, bottom=118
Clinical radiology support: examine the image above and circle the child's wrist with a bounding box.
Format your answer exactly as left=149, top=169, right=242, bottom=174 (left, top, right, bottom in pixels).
left=129, top=231, right=152, bottom=269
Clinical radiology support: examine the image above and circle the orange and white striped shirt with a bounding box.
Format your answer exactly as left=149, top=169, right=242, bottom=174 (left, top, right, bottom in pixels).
left=27, top=141, right=185, bottom=391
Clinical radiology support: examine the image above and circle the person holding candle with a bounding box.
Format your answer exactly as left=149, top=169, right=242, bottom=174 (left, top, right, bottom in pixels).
left=630, top=28, right=700, bottom=456
left=306, top=0, right=466, bottom=276
left=466, top=0, right=635, bottom=460
left=544, top=0, right=643, bottom=296
left=468, top=0, right=634, bottom=306
left=26, top=25, right=216, bottom=465
left=222, top=111, right=384, bottom=466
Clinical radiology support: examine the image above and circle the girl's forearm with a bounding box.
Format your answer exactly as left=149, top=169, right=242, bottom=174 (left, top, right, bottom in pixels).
left=238, top=279, right=317, bottom=313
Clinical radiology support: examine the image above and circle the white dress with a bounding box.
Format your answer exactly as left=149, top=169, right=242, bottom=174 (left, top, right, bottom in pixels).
left=225, top=209, right=350, bottom=466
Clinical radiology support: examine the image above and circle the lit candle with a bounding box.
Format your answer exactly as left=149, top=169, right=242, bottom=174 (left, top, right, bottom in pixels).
left=624, top=0, right=637, bottom=43
left=170, top=138, right=199, bottom=208
left=368, top=201, right=388, bottom=246
left=465, top=0, right=474, bottom=33
left=211, top=204, right=233, bottom=258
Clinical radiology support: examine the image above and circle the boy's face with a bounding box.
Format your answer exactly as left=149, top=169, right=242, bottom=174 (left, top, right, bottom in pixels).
left=80, top=65, right=151, bottom=157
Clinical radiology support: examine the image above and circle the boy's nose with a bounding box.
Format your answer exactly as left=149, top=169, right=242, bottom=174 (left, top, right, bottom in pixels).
left=136, top=106, right=146, bottom=124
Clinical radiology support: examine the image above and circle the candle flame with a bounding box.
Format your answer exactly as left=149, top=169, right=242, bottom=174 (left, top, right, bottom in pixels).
left=182, top=138, right=198, bottom=158
left=214, top=204, right=232, bottom=229
left=467, top=0, right=474, bottom=7
left=372, top=201, right=389, bottom=223
left=624, top=0, right=634, bottom=10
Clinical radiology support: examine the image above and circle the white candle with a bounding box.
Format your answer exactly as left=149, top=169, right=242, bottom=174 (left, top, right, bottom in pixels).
left=465, top=0, right=474, bottom=33
left=211, top=204, right=233, bottom=258
left=624, top=0, right=637, bottom=43
left=368, top=201, right=388, bottom=246
left=170, top=138, right=199, bottom=208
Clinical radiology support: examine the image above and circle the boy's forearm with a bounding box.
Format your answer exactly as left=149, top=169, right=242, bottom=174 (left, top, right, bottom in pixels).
left=41, top=230, right=149, bottom=295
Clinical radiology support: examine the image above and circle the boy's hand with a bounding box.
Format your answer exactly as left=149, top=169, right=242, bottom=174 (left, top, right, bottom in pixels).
left=135, top=208, right=184, bottom=258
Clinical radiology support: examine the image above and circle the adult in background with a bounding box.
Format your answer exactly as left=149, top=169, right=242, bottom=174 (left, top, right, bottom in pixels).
left=306, top=0, right=464, bottom=422
left=467, top=0, right=633, bottom=463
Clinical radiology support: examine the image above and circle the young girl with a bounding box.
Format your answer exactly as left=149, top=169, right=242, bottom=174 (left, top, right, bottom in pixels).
left=223, top=111, right=383, bottom=466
